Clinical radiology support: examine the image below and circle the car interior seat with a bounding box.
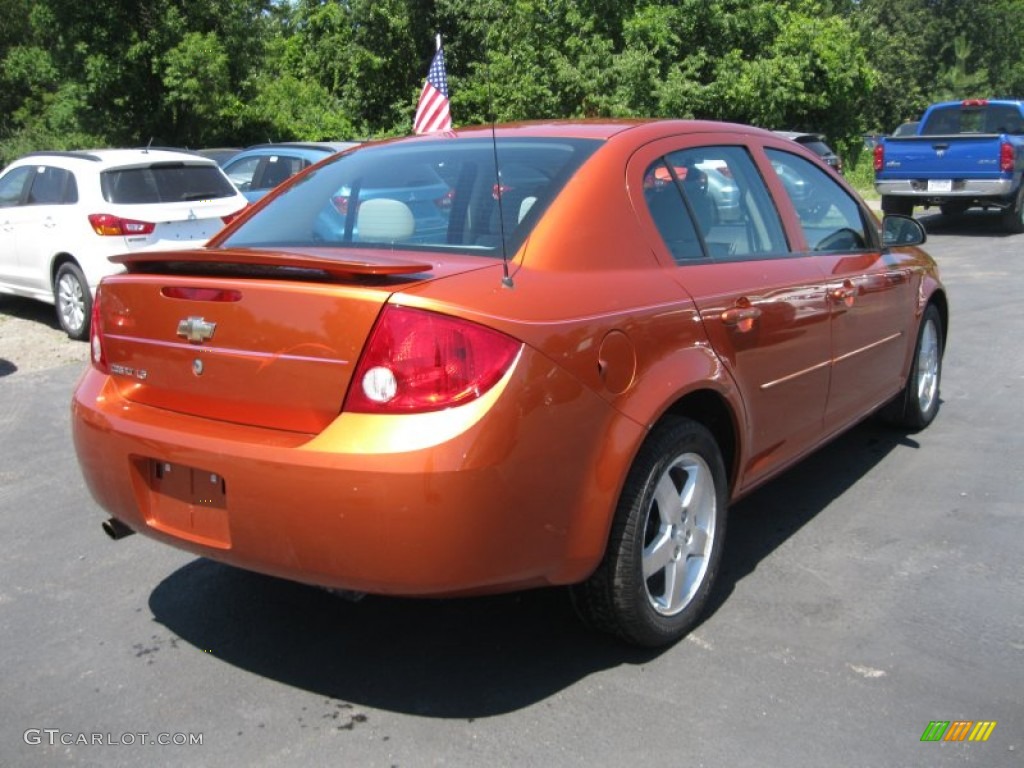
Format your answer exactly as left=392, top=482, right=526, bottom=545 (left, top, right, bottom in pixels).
left=356, top=198, right=415, bottom=243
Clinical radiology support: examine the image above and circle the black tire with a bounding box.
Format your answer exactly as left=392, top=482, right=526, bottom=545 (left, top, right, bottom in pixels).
left=54, top=262, right=92, bottom=340
left=882, top=304, right=943, bottom=430
left=571, top=417, right=727, bottom=647
left=940, top=202, right=967, bottom=219
left=1000, top=186, right=1024, bottom=234
left=881, top=195, right=914, bottom=217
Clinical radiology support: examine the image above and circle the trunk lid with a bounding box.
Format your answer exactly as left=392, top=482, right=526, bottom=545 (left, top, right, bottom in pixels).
left=96, top=247, right=465, bottom=433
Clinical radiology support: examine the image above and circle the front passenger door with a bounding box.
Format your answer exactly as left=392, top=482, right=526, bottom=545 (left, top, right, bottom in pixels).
left=0, top=166, right=35, bottom=287
left=765, top=149, right=915, bottom=432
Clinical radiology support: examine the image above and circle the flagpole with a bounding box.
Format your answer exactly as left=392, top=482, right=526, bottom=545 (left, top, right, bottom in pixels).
left=436, top=33, right=441, bottom=53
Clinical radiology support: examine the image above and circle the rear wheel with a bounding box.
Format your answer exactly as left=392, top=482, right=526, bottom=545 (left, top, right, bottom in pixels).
left=571, top=417, right=727, bottom=647
left=940, top=202, right=967, bottom=219
left=1000, top=186, right=1024, bottom=234
left=881, top=195, right=914, bottom=217
left=54, top=262, right=91, bottom=340
left=883, top=304, right=943, bottom=430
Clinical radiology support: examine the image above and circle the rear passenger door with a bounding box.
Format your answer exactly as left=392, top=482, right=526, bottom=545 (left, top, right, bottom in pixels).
left=18, top=165, right=80, bottom=292
left=632, top=139, right=833, bottom=491
left=763, top=148, right=914, bottom=431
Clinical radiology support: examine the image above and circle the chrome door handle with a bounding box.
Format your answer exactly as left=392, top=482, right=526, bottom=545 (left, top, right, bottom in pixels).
left=721, top=306, right=762, bottom=331
left=830, top=282, right=857, bottom=306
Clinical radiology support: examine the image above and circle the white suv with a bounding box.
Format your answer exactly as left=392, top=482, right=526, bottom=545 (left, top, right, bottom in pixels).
left=0, top=148, right=247, bottom=339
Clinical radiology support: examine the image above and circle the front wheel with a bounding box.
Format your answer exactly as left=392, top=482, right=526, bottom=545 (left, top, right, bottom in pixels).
left=54, top=262, right=92, bottom=340
left=882, top=304, right=943, bottom=430
left=571, top=417, right=727, bottom=647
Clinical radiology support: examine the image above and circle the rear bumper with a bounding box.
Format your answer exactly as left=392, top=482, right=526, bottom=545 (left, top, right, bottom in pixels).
left=875, top=178, right=1015, bottom=199
left=71, top=354, right=640, bottom=596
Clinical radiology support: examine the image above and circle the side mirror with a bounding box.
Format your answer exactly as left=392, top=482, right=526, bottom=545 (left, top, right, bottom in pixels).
left=882, top=214, right=926, bottom=246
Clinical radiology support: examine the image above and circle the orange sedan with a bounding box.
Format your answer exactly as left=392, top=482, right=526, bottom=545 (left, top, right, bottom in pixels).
left=72, top=121, right=947, bottom=647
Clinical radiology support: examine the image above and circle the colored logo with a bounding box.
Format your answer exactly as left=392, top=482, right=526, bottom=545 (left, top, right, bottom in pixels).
left=921, top=721, right=997, bottom=742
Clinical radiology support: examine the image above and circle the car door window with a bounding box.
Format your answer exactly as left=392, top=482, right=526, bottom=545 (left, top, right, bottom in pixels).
left=0, top=166, right=34, bottom=208
left=255, top=155, right=306, bottom=190
left=223, top=155, right=262, bottom=191
left=765, top=149, right=871, bottom=252
left=645, top=146, right=789, bottom=264
left=26, top=166, right=77, bottom=205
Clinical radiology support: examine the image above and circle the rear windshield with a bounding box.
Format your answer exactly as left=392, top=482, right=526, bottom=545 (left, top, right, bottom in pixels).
left=221, top=137, right=601, bottom=256
left=921, top=104, right=1024, bottom=135
left=101, top=163, right=238, bottom=204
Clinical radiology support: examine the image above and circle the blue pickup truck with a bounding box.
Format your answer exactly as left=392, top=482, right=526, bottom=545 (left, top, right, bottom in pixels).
left=874, top=99, right=1024, bottom=232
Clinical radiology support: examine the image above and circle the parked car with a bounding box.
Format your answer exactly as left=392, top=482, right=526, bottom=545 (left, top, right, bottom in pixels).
left=72, top=121, right=946, bottom=647
left=0, top=148, right=247, bottom=339
left=196, top=147, right=242, bottom=167
left=222, top=142, right=359, bottom=202
left=774, top=130, right=843, bottom=174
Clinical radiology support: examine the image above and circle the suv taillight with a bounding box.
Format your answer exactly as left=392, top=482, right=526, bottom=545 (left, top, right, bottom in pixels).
left=344, top=306, right=521, bottom=414
left=88, top=214, right=155, bottom=236
left=89, top=287, right=108, bottom=374
left=221, top=207, right=247, bottom=226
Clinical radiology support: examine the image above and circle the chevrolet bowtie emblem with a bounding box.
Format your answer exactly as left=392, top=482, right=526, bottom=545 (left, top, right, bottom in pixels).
left=177, top=316, right=217, bottom=343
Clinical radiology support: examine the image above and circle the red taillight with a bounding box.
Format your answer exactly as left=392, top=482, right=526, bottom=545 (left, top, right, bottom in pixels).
left=221, top=206, right=247, bottom=226
left=873, top=143, right=885, bottom=172
left=961, top=99, right=989, bottom=107
left=331, top=195, right=351, bottom=216
left=1000, top=141, right=1015, bottom=173
left=344, top=306, right=521, bottom=414
left=435, top=189, right=455, bottom=211
left=88, top=213, right=155, bottom=236
left=89, top=287, right=108, bottom=373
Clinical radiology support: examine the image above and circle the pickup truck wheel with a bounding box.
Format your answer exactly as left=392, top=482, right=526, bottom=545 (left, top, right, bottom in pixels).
left=1001, top=187, right=1024, bottom=234
left=570, top=417, right=727, bottom=647
left=940, top=202, right=967, bottom=219
left=881, top=196, right=913, bottom=217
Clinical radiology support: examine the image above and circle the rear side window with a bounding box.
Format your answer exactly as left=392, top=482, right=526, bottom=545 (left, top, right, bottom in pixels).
left=644, top=145, right=789, bottom=263
left=766, top=149, right=871, bottom=252
left=101, top=163, right=237, bottom=204
left=223, top=138, right=600, bottom=256
left=27, top=166, right=78, bottom=205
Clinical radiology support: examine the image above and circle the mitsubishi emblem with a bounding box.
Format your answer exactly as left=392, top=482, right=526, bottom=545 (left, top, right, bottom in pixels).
left=177, top=316, right=217, bottom=343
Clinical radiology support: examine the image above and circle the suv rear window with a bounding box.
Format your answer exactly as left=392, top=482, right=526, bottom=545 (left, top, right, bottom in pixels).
left=101, top=163, right=237, bottom=204
left=222, top=138, right=600, bottom=256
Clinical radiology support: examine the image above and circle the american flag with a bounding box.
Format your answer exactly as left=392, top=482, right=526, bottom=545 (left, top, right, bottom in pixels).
left=413, top=42, right=452, bottom=134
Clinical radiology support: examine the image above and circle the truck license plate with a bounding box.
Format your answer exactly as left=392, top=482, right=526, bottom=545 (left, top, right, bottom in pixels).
left=928, top=179, right=953, bottom=193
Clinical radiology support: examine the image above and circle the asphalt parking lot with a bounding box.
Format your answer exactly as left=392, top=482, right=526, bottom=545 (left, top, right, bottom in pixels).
left=1, top=210, right=1021, bottom=767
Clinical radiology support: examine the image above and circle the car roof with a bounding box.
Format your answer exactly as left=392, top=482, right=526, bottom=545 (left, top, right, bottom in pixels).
left=14, top=147, right=219, bottom=169
left=772, top=130, right=827, bottom=142
left=238, top=141, right=360, bottom=155
left=392, top=119, right=783, bottom=144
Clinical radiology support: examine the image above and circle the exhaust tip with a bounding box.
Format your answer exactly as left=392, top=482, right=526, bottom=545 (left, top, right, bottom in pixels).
left=102, top=518, right=136, bottom=540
